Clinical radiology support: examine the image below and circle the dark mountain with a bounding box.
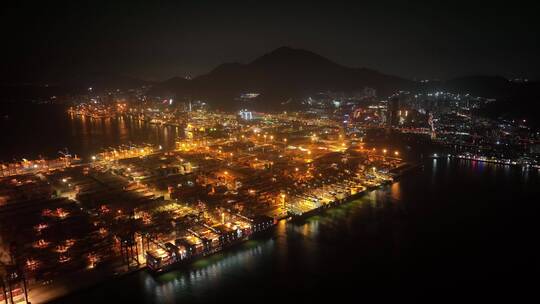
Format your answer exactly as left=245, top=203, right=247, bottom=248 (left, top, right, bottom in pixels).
left=152, top=76, right=191, bottom=96
left=150, top=47, right=413, bottom=110
left=152, top=48, right=540, bottom=113
left=250, top=47, right=342, bottom=72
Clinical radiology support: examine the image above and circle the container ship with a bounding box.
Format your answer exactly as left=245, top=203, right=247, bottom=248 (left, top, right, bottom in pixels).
left=145, top=215, right=274, bottom=273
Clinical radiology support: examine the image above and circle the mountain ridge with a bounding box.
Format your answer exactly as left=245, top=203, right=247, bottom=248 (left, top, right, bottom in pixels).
left=150, top=46, right=413, bottom=109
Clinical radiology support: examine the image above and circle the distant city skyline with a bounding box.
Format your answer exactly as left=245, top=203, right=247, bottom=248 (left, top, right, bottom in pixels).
left=2, top=1, right=540, bottom=83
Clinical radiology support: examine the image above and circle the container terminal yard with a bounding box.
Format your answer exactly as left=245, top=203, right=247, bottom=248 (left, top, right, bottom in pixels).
left=0, top=110, right=406, bottom=304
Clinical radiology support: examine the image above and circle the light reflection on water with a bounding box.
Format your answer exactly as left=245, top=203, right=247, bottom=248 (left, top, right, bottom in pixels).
left=0, top=104, right=182, bottom=161
left=390, top=182, right=401, bottom=201
left=142, top=240, right=273, bottom=303
left=67, top=114, right=180, bottom=158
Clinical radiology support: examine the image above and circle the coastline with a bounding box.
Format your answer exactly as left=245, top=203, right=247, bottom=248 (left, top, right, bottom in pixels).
left=289, top=162, right=422, bottom=222
left=450, top=155, right=540, bottom=169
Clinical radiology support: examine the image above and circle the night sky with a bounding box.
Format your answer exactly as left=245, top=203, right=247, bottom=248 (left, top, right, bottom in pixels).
left=2, top=1, right=539, bottom=83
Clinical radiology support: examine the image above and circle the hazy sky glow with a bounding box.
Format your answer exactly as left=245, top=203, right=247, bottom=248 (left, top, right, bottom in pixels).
left=3, top=1, right=539, bottom=82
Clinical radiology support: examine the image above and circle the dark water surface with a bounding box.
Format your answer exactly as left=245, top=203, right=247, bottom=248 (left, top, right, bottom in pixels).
left=53, top=159, right=539, bottom=303
left=0, top=103, right=179, bottom=161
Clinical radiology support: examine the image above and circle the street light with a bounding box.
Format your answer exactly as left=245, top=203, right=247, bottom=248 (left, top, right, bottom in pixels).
left=394, top=151, right=399, bottom=156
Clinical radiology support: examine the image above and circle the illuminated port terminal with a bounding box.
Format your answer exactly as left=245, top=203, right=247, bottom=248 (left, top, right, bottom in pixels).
left=1, top=107, right=408, bottom=303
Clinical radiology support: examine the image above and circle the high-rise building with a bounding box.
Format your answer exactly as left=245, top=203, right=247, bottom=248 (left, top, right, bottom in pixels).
left=388, top=97, right=400, bottom=127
